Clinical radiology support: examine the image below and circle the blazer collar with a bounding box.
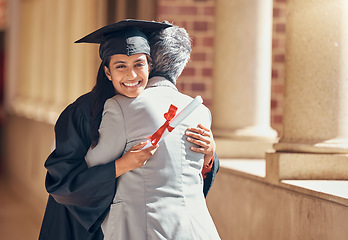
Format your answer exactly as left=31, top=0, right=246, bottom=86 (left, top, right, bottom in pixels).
left=146, top=76, right=178, bottom=91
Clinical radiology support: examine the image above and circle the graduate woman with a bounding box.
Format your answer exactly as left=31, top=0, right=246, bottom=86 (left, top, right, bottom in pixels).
left=39, top=20, right=219, bottom=240
left=84, top=23, right=220, bottom=239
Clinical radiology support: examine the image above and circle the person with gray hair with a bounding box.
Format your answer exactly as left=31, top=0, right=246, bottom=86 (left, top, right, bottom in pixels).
left=149, top=21, right=192, bottom=85
left=148, top=23, right=219, bottom=196
left=84, top=22, right=221, bottom=239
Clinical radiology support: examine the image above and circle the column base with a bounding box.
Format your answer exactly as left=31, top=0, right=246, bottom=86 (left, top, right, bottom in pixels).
left=266, top=152, right=348, bottom=183
left=214, top=125, right=278, bottom=140
left=215, top=137, right=277, bottom=159
left=274, top=140, right=348, bottom=154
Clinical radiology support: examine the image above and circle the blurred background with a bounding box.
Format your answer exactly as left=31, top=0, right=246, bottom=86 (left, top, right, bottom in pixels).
left=1, top=0, right=348, bottom=239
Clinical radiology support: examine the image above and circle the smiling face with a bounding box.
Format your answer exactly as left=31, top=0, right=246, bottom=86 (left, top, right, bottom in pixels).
left=104, top=53, right=150, bottom=98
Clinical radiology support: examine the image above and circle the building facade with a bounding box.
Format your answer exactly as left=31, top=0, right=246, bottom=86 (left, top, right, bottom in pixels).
left=1, top=0, right=348, bottom=239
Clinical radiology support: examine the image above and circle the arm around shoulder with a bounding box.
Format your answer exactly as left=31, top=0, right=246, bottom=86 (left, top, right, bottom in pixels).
left=85, top=98, right=127, bottom=168
left=44, top=100, right=117, bottom=232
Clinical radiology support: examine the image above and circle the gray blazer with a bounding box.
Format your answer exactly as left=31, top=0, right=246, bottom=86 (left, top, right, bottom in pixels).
left=85, top=77, right=220, bottom=240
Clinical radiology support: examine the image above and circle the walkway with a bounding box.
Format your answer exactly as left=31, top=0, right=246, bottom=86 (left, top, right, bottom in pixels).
left=0, top=178, right=42, bottom=240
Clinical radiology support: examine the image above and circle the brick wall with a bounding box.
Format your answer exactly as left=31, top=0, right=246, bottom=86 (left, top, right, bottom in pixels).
left=271, top=0, right=287, bottom=136
left=156, top=0, right=287, bottom=135
left=156, top=0, right=215, bottom=108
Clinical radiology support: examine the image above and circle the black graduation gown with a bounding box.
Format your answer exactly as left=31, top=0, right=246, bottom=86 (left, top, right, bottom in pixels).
left=39, top=93, right=117, bottom=239
left=203, top=155, right=220, bottom=198
left=39, top=92, right=220, bottom=240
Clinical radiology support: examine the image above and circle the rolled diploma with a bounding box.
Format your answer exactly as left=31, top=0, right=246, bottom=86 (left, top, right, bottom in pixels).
left=142, top=96, right=203, bottom=149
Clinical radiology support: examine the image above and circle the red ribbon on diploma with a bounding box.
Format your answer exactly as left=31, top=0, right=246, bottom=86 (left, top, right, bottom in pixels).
left=147, top=104, right=178, bottom=145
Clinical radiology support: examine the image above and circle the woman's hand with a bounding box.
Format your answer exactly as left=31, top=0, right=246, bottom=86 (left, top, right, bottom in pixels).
left=115, top=141, right=158, bottom=177
left=185, top=124, right=216, bottom=165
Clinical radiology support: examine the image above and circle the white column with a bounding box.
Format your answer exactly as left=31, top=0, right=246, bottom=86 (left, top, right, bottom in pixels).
left=8, top=0, right=104, bottom=124
left=213, top=0, right=277, bottom=158
left=68, top=0, right=99, bottom=104
left=137, top=0, right=156, bottom=20
left=116, top=0, right=127, bottom=21
left=5, top=0, right=20, bottom=112
left=54, top=0, right=69, bottom=111
left=266, top=0, right=348, bottom=182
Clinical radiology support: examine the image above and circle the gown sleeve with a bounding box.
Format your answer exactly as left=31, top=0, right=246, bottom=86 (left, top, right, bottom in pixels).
left=203, top=151, right=220, bottom=198
left=44, top=101, right=117, bottom=233
left=197, top=107, right=219, bottom=197
left=85, top=98, right=127, bottom=167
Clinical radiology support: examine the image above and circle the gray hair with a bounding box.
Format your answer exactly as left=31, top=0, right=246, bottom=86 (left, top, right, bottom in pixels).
left=148, top=22, right=192, bottom=85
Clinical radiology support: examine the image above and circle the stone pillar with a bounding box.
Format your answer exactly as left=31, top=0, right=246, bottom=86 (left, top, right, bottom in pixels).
left=213, top=0, right=277, bottom=158
left=8, top=0, right=103, bottom=124
left=266, top=0, right=348, bottom=182
left=55, top=0, right=69, bottom=110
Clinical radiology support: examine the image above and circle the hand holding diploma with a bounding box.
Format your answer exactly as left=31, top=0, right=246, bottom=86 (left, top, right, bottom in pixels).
left=142, top=96, right=203, bottom=149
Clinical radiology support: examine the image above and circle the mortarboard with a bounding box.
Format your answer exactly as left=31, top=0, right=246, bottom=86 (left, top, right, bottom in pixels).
left=75, top=19, right=172, bottom=60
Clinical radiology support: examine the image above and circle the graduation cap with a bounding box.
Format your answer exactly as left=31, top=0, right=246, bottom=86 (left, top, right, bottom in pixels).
left=75, top=19, right=172, bottom=61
